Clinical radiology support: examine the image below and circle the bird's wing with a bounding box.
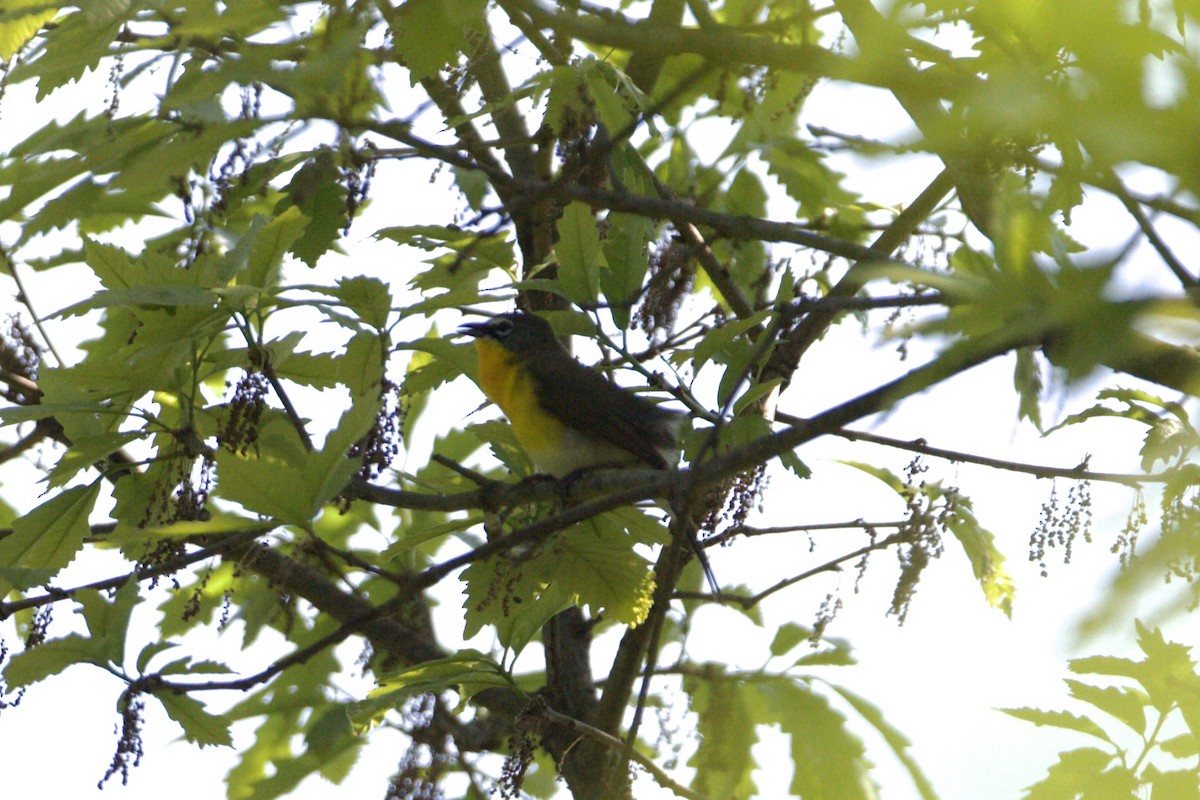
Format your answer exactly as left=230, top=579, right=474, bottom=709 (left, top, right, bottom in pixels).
left=530, top=358, right=678, bottom=468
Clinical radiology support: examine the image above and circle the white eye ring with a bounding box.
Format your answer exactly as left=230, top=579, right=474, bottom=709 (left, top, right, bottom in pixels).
left=492, top=318, right=514, bottom=336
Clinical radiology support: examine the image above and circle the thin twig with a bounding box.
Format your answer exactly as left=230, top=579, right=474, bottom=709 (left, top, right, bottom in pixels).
left=681, top=532, right=902, bottom=606
left=831, top=425, right=1157, bottom=487
left=704, top=518, right=909, bottom=548
left=0, top=246, right=65, bottom=367
left=0, top=529, right=266, bottom=620
left=1112, top=178, right=1197, bottom=287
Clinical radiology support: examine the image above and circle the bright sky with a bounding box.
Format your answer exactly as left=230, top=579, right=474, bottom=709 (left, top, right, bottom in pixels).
left=1, top=13, right=1197, bottom=800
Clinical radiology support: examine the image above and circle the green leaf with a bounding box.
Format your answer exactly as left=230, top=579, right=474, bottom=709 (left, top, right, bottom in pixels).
left=156, top=691, right=235, bottom=748
left=1133, top=621, right=1200, bottom=714
left=692, top=314, right=767, bottom=371
left=332, top=276, right=391, bottom=329
left=461, top=553, right=573, bottom=656
left=1064, top=679, right=1147, bottom=736
left=382, top=514, right=483, bottom=558
left=136, top=640, right=180, bottom=676
left=770, top=622, right=813, bottom=657
left=685, top=672, right=760, bottom=799
left=793, top=644, right=856, bottom=668
left=347, top=651, right=513, bottom=731
left=0, top=1, right=57, bottom=60
left=267, top=349, right=342, bottom=390
left=1157, top=733, right=1200, bottom=759
left=11, top=12, right=123, bottom=100
left=0, top=482, right=102, bottom=590
left=1069, top=655, right=1144, bottom=680
left=0, top=400, right=116, bottom=425
left=1146, top=767, right=1200, bottom=800
left=214, top=448, right=315, bottom=527
left=554, top=516, right=655, bottom=626
left=734, top=378, right=785, bottom=415
left=216, top=394, right=376, bottom=528
left=276, top=150, right=345, bottom=268
left=75, top=579, right=139, bottom=665
left=244, top=207, right=309, bottom=288
left=2, top=634, right=106, bottom=688
left=395, top=0, right=487, bottom=82
left=839, top=460, right=907, bottom=494
left=600, top=211, right=652, bottom=323
left=762, top=678, right=877, bottom=800
left=999, top=707, right=1113, bottom=742
left=943, top=496, right=1015, bottom=617
left=51, top=285, right=220, bottom=318
left=1014, top=346, right=1044, bottom=430
left=830, top=684, right=939, bottom=800
left=1023, top=748, right=1133, bottom=800
left=555, top=200, right=604, bottom=304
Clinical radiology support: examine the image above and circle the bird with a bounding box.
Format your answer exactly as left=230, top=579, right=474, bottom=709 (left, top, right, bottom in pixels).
left=458, top=312, right=679, bottom=476
left=458, top=311, right=720, bottom=594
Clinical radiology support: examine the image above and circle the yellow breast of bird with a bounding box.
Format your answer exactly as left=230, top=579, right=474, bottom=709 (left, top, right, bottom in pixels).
left=474, top=339, right=638, bottom=476
left=474, top=338, right=568, bottom=464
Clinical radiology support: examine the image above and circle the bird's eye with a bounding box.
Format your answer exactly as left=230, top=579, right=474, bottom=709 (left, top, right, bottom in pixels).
left=492, top=318, right=514, bottom=337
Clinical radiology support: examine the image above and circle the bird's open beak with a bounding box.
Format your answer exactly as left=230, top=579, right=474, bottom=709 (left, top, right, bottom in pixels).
left=456, top=321, right=490, bottom=338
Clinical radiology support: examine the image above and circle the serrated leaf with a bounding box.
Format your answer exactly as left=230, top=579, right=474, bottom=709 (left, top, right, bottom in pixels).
left=1023, top=748, right=1132, bottom=800
left=157, top=691, right=234, bottom=747
left=2, top=634, right=105, bottom=688
left=136, top=641, right=179, bottom=675
left=1069, top=655, right=1144, bottom=679
left=215, top=395, right=376, bottom=527
left=1064, top=679, right=1147, bottom=735
left=332, top=276, right=391, bottom=329
left=347, top=651, right=512, bottom=731
left=0, top=401, right=116, bottom=424
left=1014, top=346, right=1043, bottom=430
left=1146, top=767, right=1200, bottom=800
left=11, top=12, right=122, bottom=100
left=277, top=150, right=344, bottom=268
left=51, top=285, right=220, bottom=318
left=793, top=647, right=856, bottom=668
left=269, top=350, right=342, bottom=389
left=0, top=482, right=101, bottom=590
left=692, top=314, right=766, bottom=371
left=829, top=684, right=938, bottom=800
left=555, top=517, right=655, bottom=626
left=600, top=211, right=652, bottom=324
left=839, top=460, right=906, bottom=494
left=75, top=579, right=139, bottom=665
left=555, top=201, right=604, bottom=304
left=215, top=447, right=320, bottom=527
left=396, top=0, right=487, bottom=82
left=244, top=207, right=309, bottom=288
left=461, top=553, right=573, bottom=655
left=1157, top=733, right=1200, bottom=759
left=770, top=622, right=813, bottom=657
left=762, top=678, right=877, bottom=800
left=382, top=514, right=483, bottom=558
left=999, top=707, right=1113, bottom=742
left=0, top=1, right=57, bottom=60
left=943, top=497, right=1015, bottom=617
left=685, top=672, right=760, bottom=799
left=734, top=378, right=784, bottom=415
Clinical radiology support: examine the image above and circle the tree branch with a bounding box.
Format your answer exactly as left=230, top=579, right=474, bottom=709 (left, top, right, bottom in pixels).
left=832, top=426, right=1160, bottom=487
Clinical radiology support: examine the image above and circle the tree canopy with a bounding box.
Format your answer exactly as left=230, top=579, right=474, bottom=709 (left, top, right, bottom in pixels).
left=3, top=1, right=1200, bottom=799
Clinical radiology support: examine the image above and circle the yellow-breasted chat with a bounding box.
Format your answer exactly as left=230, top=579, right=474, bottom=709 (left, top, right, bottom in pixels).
left=458, top=312, right=680, bottom=477
left=458, top=311, right=720, bottom=594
